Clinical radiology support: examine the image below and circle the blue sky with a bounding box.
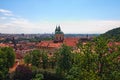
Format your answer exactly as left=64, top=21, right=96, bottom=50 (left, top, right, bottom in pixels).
left=0, top=0, right=120, bottom=33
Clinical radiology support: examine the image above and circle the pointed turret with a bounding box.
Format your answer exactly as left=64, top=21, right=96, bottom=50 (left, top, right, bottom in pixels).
left=57, top=25, right=61, bottom=31
left=55, top=26, right=58, bottom=32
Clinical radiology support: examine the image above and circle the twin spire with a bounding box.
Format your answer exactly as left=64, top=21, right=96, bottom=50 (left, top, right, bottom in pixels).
left=55, top=25, right=63, bottom=34
left=55, top=25, right=61, bottom=32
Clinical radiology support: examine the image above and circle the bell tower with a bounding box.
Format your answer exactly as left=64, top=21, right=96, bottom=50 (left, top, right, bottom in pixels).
left=54, top=25, right=64, bottom=43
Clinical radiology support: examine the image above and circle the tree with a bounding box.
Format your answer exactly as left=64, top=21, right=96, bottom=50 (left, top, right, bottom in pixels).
left=31, top=50, right=41, bottom=67
left=0, top=47, right=15, bottom=79
left=49, top=55, right=56, bottom=69
left=56, top=44, right=72, bottom=75
left=66, top=42, right=100, bottom=80
left=94, top=37, right=120, bottom=79
left=24, top=50, right=48, bottom=69
left=101, top=27, right=120, bottom=41
left=66, top=37, right=120, bottom=80
left=41, top=51, right=48, bottom=69
left=24, top=50, right=41, bottom=67
left=32, top=73, right=44, bottom=80
left=24, top=53, right=31, bottom=66
left=94, top=37, right=109, bottom=78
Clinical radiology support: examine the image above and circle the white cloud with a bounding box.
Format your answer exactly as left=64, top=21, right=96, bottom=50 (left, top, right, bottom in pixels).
left=35, top=20, right=120, bottom=34
left=0, top=18, right=37, bottom=33
left=0, top=9, right=13, bottom=16
left=0, top=9, right=36, bottom=33
left=0, top=9, right=120, bottom=34
left=58, top=20, right=120, bottom=34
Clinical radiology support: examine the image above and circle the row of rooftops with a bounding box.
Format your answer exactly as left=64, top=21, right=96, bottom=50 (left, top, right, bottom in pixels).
left=0, top=37, right=80, bottom=59
left=4, top=36, right=120, bottom=60
left=36, top=37, right=79, bottom=48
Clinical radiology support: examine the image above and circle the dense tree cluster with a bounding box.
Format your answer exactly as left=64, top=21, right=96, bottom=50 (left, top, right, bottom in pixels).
left=0, top=47, right=15, bottom=80
left=66, top=37, right=120, bottom=80
left=101, top=27, right=120, bottom=41
left=56, top=44, right=72, bottom=75
left=24, top=50, right=48, bottom=69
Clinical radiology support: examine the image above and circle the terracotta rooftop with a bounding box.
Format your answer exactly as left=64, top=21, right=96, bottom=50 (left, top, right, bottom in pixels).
left=64, top=37, right=79, bottom=47
left=0, top=43, right=9, bottom=47
left=37, top=37, right=79, bottom=48
left=37, top=41, right=62, bottom=48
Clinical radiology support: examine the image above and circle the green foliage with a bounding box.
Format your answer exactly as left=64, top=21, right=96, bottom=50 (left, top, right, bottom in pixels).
left=32, top=73, right=44, bottom=80
left=56, top=44, right=72, bottom=75
left=41, top=51, right=48, bottom=69
left=0, top=47, right=15, bottom=79
left=49, top=55, right=56, bottom=69
left=101, top=27, right=120, bottom=41
left=66, top=67, right=100, bottom=80
left=66, top=42, right=100, bottom=80
left=66, top=37, right=120, bottom=80
left=94, top=37, right=120, bottom=79
left=2, top=47, right=16, bottom=68
left=31, top=50, right=41, bottom=67
left=24, top=53, right=31, bottom=65
left=24, top=50, right=48, bottom=68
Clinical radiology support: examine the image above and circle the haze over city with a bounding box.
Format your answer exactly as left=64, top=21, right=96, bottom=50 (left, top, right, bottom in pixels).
left=0, top=0, right=120, bottom=34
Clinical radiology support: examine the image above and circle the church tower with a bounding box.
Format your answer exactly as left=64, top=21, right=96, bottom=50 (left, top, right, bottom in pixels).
left=54, top=25, right=64, bottom=43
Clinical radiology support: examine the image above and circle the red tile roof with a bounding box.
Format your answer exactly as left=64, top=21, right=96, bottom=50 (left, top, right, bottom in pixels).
left=37, top=37, right=79, bottom=48
left=0, top=43, right=9, bottom=47
left=37, top=41, right=62, bottom=48
left=64, top=37, right=79, bottom=47
left=48, top=43, right=61, bottom=48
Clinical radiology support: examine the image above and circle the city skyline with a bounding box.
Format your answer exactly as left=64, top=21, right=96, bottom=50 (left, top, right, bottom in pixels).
left=0, top=0, right=120, bottom=34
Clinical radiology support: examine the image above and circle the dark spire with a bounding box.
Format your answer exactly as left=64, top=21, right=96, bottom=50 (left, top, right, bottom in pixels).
left=55, top=25, right=63, bottom=34
left=55, top=26, right=58, bottom=32
left=57, top=25, right=61, bottom=31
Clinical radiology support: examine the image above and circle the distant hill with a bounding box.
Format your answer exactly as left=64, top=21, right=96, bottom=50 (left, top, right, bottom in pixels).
left=101, top=27, right=120, bottom=41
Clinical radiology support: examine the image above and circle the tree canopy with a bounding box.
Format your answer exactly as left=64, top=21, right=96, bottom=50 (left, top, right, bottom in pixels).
left=66, top=37, right=120, bottom=80
left=101, top=27, right=120, bottom=41
left=0, top=47, right=15, bottom=79
left=24, top=49, right=48, bottom=69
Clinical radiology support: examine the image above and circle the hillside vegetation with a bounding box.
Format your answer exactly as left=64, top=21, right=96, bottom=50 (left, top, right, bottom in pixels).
left=101, top=27, right=120, bottom=41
